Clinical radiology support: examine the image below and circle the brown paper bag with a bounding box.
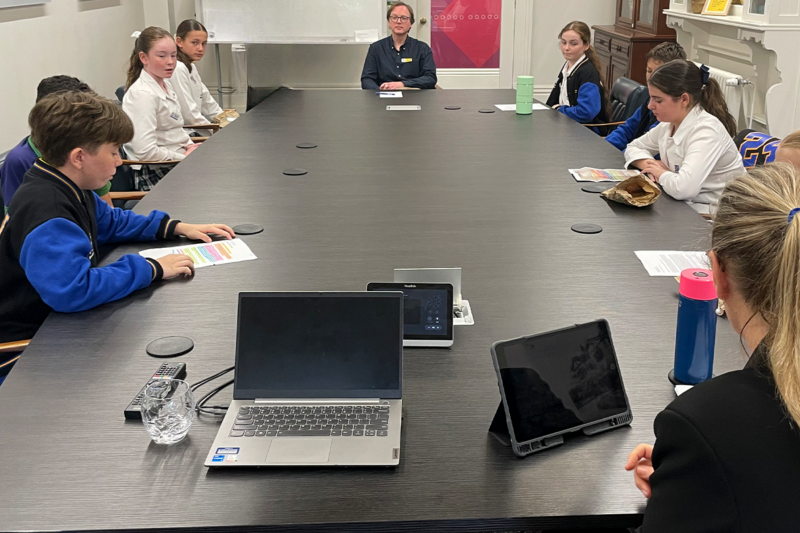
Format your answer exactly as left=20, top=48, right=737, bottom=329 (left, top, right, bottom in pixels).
left=600, top=175, right=661, bottom=207
left=213, top=109, right=240, bottom=128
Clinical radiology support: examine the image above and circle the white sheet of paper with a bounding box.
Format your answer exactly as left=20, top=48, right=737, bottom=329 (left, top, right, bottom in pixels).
left=354, top=29, right=380, bottom=43
left=634, top=251, right=710, bottom=277
left=378, top=92, right=403, bottom=98
left=675, top=384, right=693, bottom=396
left=494, top=103, right=549, bottom=111
left=139, top=238, right=257, bottom=269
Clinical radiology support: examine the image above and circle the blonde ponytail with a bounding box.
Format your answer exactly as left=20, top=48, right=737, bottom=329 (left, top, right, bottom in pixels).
left=712, top=163, right=800, bottom=425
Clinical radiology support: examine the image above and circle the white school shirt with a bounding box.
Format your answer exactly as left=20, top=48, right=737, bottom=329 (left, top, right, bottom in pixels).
left=122, top=69, right=193, bottom=168
left=171, top=61, right=223, bottom=125
left=559, top=54, right=585, bottom=106
left=624, top=105, right=745, bottom=214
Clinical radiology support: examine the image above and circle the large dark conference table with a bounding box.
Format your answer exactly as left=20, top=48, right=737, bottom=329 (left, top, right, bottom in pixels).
left=0, top=89, right=745, bottom=532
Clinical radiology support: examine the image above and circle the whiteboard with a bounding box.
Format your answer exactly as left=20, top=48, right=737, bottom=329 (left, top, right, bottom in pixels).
left=197, top=0, right=387, bottom=44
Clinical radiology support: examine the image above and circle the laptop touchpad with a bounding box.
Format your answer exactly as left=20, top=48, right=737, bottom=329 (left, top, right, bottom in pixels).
left=266, top=438, right=332, bottom=464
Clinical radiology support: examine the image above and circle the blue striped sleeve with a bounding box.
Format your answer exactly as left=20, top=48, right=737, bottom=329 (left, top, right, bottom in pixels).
left=558, top=83, right=601, bottom=123
left=606, top=106, right=644, bottom=151
left=20, top=218, right=155, bottom=313
left=93, top=195, right=176, bottom=245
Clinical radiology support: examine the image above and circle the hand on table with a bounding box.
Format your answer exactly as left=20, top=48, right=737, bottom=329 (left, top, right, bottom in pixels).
left=184, top=143, right=201, bottom=156
left=552, top=104, right=562, bottom=110
left=624, top=443, right=655, bottom=498
left=157, top=254, right=195, bottom=279
left=380, top=82, right=405, bottom=90
left=638, top=160, right=669, bottom=182
left=174, top=223, right=235, bottom=243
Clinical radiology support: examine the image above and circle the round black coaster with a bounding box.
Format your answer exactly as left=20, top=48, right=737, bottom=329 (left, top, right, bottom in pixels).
left=296, top=142, right=317, bottom=149
left=146, top=336, right=194, bottom=358
left=478, top=109, right=495, bottom=114
left=444, top=106, right=461, bottom=110
left=283, top=168, right=308, bottom=176
left=232, top=224, right=264, bottom=235
left=571, top=223, right=603, bottom=234
left=581, top=183, right=615, bottom=194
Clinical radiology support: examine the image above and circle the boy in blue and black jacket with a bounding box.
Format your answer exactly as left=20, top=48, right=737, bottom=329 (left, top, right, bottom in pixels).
left=606, top=42, right=686, bottom=151
left=0, top=91, right=233, bottom=381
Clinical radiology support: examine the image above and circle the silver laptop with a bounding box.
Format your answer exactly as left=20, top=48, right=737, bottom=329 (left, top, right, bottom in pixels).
left=205, top=292, right=404, bottom=467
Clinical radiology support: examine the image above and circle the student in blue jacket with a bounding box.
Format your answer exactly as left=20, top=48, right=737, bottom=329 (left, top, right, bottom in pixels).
left=0, top=76, right=115, bottom=210
left=0, top=91, right=234, bottom=380
left=546, top=21, right=609, bottom=135
left=606, top=42, right=686, bottom=151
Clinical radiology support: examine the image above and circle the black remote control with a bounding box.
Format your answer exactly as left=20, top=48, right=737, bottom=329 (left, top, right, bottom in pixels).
left=123, top=362, right=187, bottom=420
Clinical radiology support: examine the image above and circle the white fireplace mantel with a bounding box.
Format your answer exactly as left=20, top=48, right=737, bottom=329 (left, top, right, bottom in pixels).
left=664, top=6, right=800, bottom=137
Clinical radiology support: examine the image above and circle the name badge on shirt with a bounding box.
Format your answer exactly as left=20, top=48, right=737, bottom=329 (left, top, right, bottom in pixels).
left=170, top=112, right=181, bottom=122
left=401, top=58, right=413, bottom=63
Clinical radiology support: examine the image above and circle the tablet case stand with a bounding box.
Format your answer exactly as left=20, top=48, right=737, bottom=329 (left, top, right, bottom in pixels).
left=488, top=402, right=633, bottom=454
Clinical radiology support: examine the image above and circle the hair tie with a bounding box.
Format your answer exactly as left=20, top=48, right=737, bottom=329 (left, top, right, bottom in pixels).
left=131, top=31, right=141, bottom=39
left=700, top=64, right=710, bottom=86
left=788, top=208, right=800, bottom=224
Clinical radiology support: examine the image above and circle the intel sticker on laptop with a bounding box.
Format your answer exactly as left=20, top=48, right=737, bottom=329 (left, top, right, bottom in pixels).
left=211, top=455, right=225, bottom=463
left=216, top=447, right=240, bottom=455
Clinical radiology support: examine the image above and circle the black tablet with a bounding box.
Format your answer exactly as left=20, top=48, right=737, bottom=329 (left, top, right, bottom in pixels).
left=490, top=320, right=632, bottom=456
left=366, top=283, right=454, bottom=347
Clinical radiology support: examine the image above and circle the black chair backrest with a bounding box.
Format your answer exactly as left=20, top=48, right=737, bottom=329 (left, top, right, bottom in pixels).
left=115, top=85, right=125, bottom=103
left=609, top=77, right=647, bottom=123
left=110, top=146, right=135, bottom=193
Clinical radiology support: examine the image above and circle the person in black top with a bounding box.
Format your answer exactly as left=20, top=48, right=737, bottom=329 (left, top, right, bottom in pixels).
left=625, top=163, right=800, bottom=532
left=360, top=1, right=437, bottom=90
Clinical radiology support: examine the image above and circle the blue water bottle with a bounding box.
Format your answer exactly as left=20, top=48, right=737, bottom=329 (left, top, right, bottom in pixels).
left=670, top=269, right=718, bottom=385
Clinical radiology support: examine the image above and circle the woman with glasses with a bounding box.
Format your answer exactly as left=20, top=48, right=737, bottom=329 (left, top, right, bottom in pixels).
left=360, top=1, right=437, bottom=90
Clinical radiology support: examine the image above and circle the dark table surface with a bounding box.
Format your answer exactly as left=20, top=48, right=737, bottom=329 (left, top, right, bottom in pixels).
left=0, top=89, right=745, bottom=532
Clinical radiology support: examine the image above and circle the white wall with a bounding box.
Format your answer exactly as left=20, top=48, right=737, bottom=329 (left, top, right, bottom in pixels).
left=0, top=0, right=145, bottom=150
left=531, top=0, right=618, bottom=101
left=183, top=0, right=619, bottom=97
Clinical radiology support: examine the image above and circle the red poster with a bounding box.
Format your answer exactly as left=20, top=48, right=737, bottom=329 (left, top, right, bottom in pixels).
left=431, top=0, right=502, bottom=69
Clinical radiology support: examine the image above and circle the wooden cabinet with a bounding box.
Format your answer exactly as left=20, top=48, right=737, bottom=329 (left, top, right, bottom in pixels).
left=592, top=0, right=675, bottom=88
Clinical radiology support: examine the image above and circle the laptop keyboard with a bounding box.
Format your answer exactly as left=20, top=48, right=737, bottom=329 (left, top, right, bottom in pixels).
left=229, top=405, right=391, bottom=438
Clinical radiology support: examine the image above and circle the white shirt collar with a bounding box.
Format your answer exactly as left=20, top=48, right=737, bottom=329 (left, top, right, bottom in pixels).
left=562, top=55, right=586, bottom=78
left=671, top=105, right=704, bottom=146
left=139, top=69, right=174, bottom=100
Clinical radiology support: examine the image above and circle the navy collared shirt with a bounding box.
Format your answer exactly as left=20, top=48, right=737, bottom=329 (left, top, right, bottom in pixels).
left=361, top=36, right=437, bottom=90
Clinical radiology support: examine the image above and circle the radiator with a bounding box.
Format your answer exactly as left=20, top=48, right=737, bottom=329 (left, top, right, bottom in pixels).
left=693, top=62, right=745, bottom=124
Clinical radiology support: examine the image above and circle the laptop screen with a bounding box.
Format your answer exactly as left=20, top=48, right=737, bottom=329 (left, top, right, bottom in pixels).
left=233, top=292, right=403, bottom=399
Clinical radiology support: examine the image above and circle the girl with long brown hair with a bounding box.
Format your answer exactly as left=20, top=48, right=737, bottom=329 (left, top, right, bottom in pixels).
left=545, top=21, right=610, bottom=135
left=122, top=27, right=199, bottom=191
left=624, top=60, right=744, bottom=214
left=172, top=19, right=223, bottom=129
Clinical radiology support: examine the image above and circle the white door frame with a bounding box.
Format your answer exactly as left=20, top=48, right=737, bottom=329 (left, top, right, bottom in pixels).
left=412, top=0, right=532, bottom=89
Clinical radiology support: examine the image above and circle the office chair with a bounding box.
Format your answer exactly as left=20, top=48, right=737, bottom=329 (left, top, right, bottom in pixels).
left=583, top=77, right=647, bottom=133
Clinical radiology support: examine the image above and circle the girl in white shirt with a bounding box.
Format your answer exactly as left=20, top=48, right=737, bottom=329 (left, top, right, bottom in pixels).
left=173, top=19, right=223, bottom=129
left=625, top=60, right=744, bottom=214
left=123, top=26, right=199, bottom=191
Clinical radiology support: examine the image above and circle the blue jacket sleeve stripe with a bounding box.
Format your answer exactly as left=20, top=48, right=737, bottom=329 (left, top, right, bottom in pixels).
left=94, top=195, right=170, bottom=245
left=605, top=106, right=644, bottom=151
left=20, top=218, right=154, bottom=313
left=558, top=83, right=601, bottom=123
